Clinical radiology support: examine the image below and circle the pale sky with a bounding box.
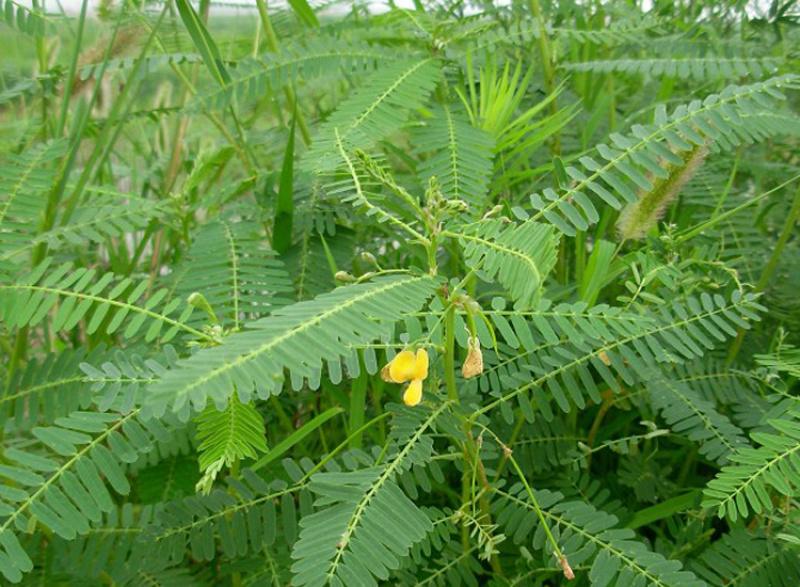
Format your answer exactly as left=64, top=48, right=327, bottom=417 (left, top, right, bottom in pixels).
left=8, top=0, right=780, bottom=22
left=16, top=0, right=414, bottom=16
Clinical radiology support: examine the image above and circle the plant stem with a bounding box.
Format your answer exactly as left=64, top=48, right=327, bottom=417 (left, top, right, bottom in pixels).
left=57, top=0, right=89, bottom=137
left=476, top=418, right=566, bottom=570
left=585, top=390, right=615, bottom=468
left=506, top=452, right=564, bottom=558
left=444, top=305, right=458, bottom=403
left=675, top=173, right=800, bottom=245
left=726, top=182, right=800, bottom=366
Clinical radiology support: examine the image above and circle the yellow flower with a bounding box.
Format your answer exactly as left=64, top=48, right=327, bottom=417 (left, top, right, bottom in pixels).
left=382, top=348, right=429, bottom=407
left=382, top=349, right=428, bottom=383
left=403, top=379, right=423, bottom=406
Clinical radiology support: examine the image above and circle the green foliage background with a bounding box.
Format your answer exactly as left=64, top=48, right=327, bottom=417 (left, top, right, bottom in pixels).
left=1, top=0, right=800, bottom=585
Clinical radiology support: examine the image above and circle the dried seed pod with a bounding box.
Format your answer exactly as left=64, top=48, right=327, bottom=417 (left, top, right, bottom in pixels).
left=461, top=336, right=483, bottom=379
left=559, top=555, right=575, bottom=580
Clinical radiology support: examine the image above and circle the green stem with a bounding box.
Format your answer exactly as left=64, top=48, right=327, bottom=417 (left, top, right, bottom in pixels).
left=675, top=173, right=800, bottom=245
left=427, top=236, right=438, bottom=275
left=62, top=6, right=170, bottom=225
left=754, top=182, right=800, bottom=293
left=507, top=452, right=564, bottom=561
left=726, top=182, right=800, bottom=366
left=57, top=0, right=89, bottom=137
left=6, top=328, right=29, bottom=387
left=710, top=147, right=741, bottom=219
left=444, top=305, right=458, bottom=403
left=460, top=455, right=470, bottom=551
left=473, top=422, right=565, bottom=565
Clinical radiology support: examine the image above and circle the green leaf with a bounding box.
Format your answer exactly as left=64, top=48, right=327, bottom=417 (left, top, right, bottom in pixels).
left=303, top=59, right=441, bottom=172
left=626, top=491, right=701, bottom=529
left=171, top=220, right=293, bottom=329
left=174, top=0, right=231, bottom=87
left=494, top=486, right=707, bottom=587
left=448, top=219, right=559, bottom=309
left=146, top=274, right=439, bottom=417
left=194, top=395, right=268, bottom=493
left=287, top=0, right=319, bottom=28
left=648, top=374, right=749, bottom=465
left=0, top=409, right=185, bottom=582
left=703, top=410, right=800, bottom=521
left=0, top=263, right=204, bottom=344
left=529, top=75, right=799, bottom=235
left=690, top=529, right=798, bottom=587
left=291, top=403, right=447, bottom=587
left=416, top=104, right=494, bottom=214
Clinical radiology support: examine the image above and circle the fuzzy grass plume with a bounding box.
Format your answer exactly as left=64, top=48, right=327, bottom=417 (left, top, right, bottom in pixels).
left=617, top=143, right=708, bottom=240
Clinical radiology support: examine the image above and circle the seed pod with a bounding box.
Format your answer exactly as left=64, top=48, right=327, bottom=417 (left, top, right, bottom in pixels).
left=559, top=555, right=575, bottom=580
left=461, top=336, right=483, bottom=379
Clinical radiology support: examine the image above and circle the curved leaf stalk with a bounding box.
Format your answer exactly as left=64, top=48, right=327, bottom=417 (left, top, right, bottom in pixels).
left=474, top=421, right=568, bottom=577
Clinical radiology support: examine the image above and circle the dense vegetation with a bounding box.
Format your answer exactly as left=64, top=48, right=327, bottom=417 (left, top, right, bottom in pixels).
left=2, top=0, right=800, bottom=585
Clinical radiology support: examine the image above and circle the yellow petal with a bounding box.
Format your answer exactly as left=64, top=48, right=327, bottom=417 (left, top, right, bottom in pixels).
left=403, top=379, right=423, bottom=407
left=389, top=350, right=416, bottom=383
left=411, top=349, right=429, bottom=381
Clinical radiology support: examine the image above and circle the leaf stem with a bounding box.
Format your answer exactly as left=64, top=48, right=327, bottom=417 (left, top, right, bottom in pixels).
left=473, top=421, right=565, bottom=564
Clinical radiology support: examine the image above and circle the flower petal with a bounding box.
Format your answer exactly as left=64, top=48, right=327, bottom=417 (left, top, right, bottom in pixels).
left=411, top=349, right=429, bottom=381
left=403, top=379, right=423, bottom=407
left=389, top=350, right=417, bottom=383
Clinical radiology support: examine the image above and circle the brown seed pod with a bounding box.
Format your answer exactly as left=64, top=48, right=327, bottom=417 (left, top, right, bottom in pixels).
left=559, top=555, right=575, bottom=580
left=461, top=336, right=483, bottom=379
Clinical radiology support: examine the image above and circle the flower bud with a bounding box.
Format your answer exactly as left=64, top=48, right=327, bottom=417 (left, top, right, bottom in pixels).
left=360, top=251, right=378, bottom=267
left=187, top=292, right=218, bottom=324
